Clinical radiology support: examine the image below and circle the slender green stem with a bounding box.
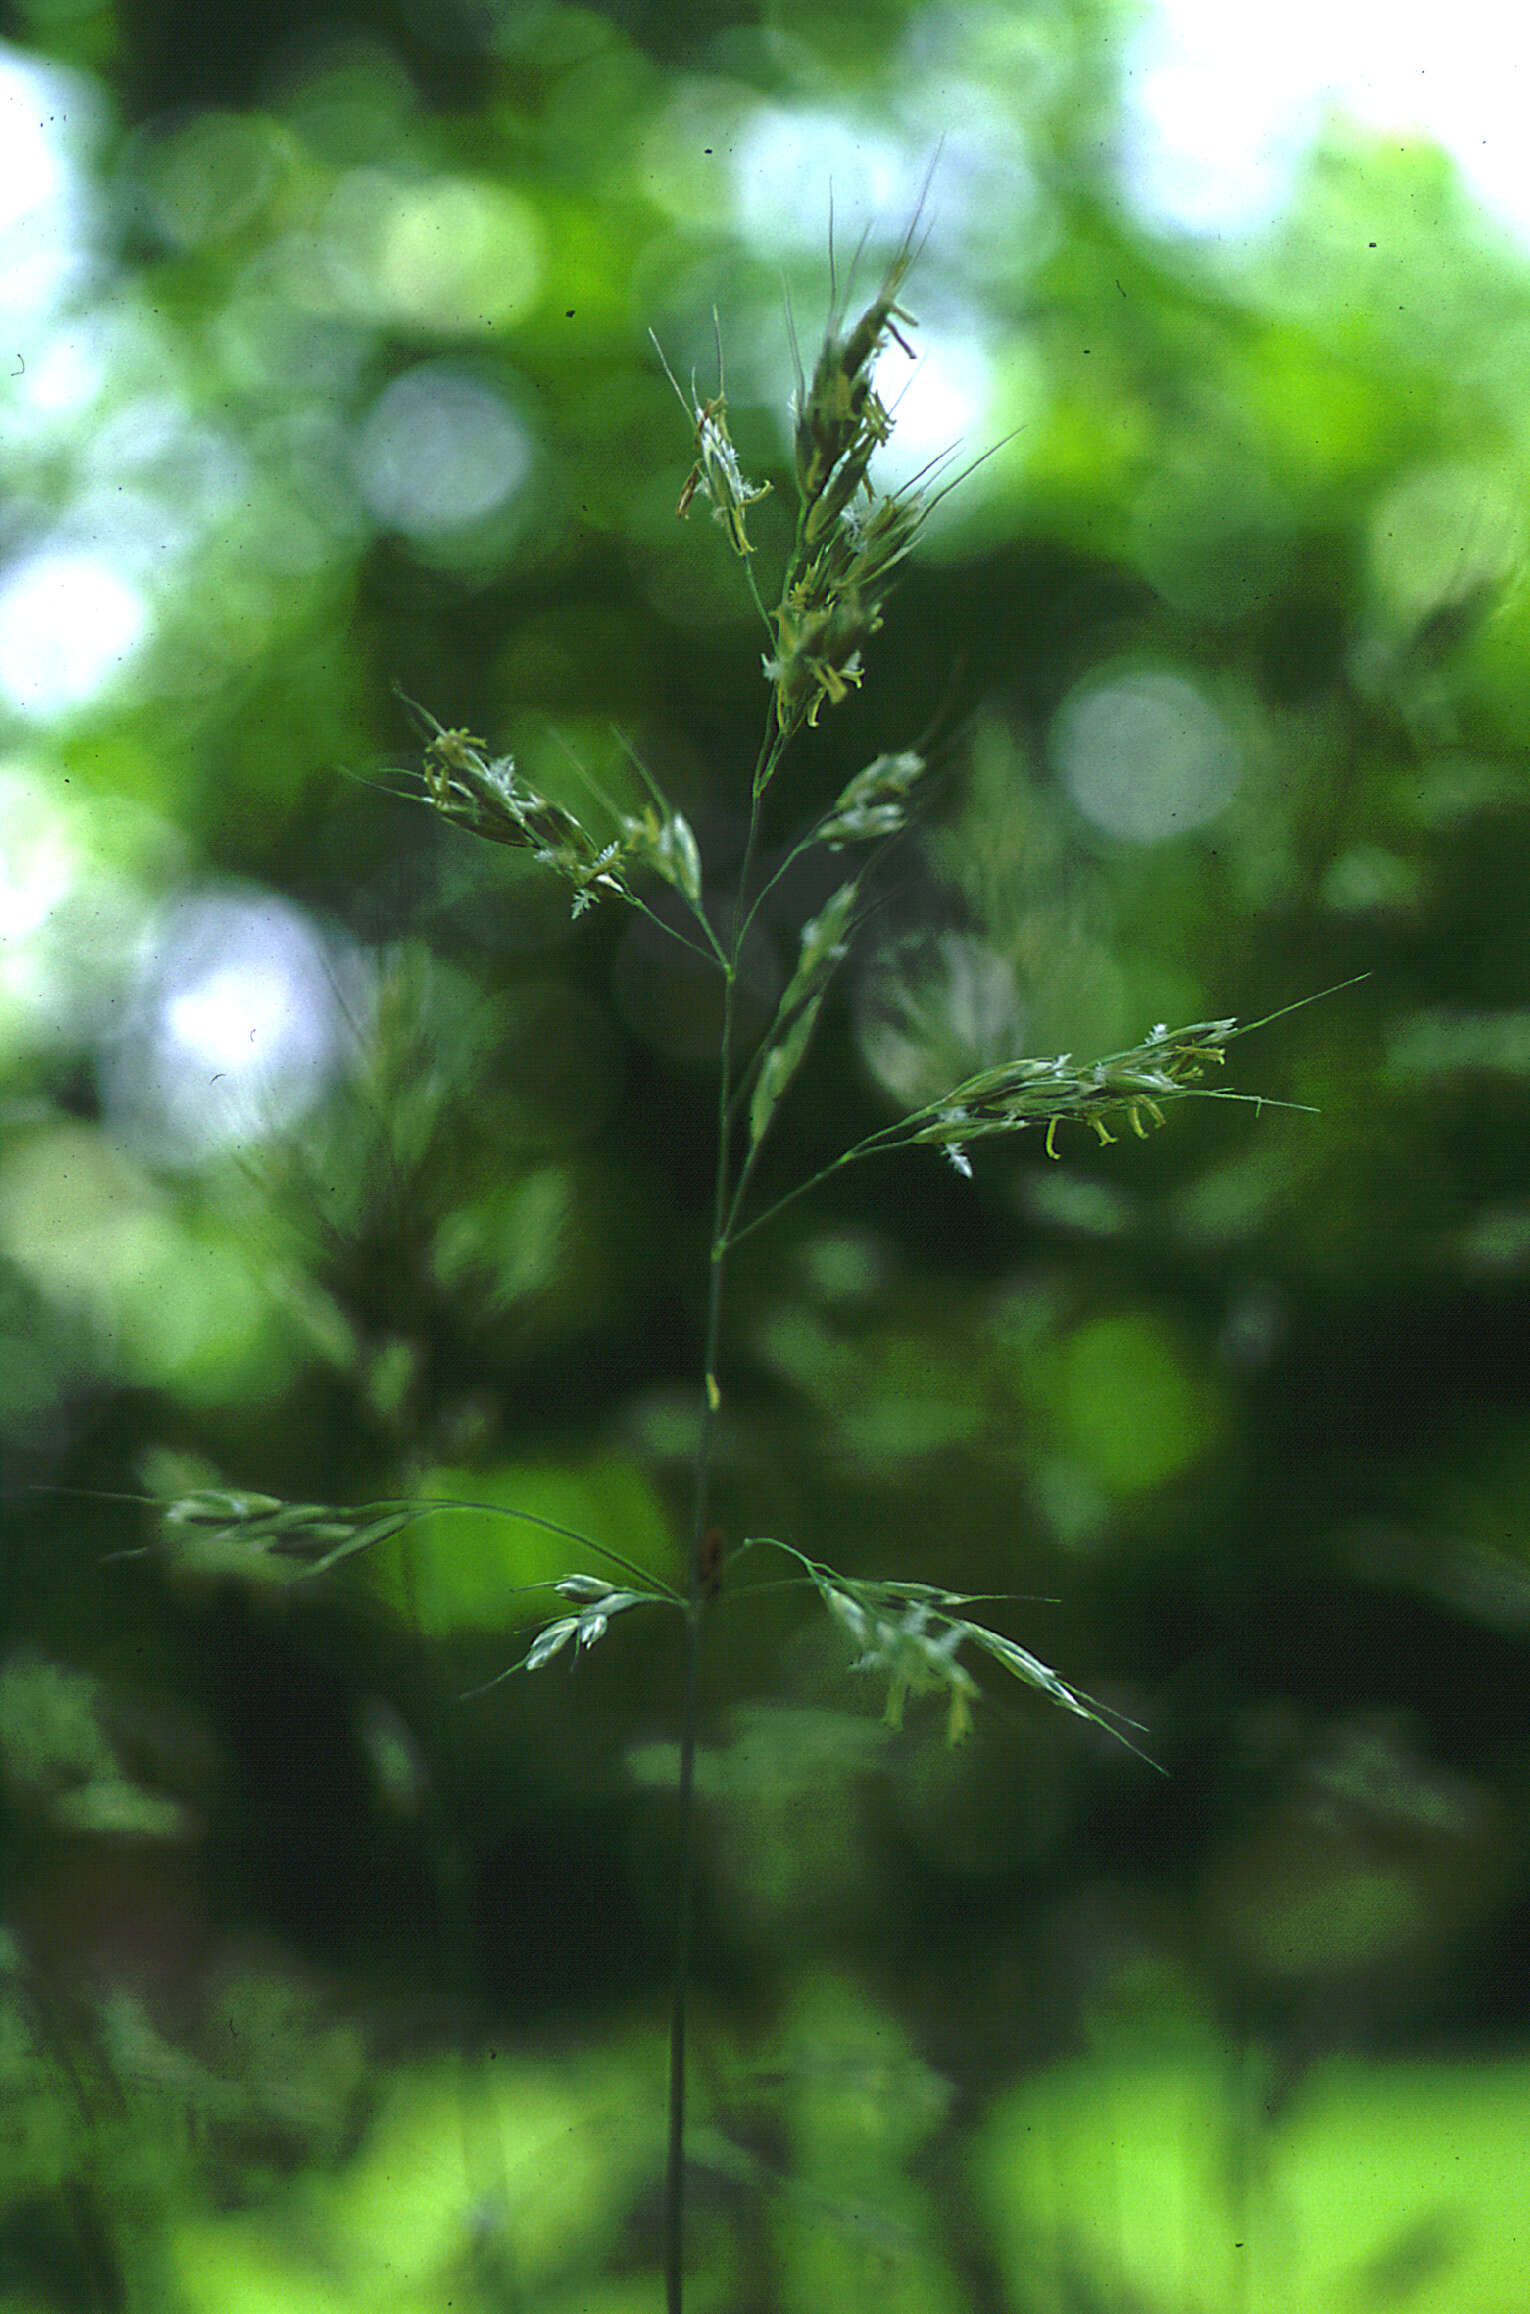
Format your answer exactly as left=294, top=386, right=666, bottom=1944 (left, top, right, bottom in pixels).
left=723, top=1120, right=907, bottom=1249
left=422, top=1496, right=685, bottom=1598
left=629, top=890, right=726, bottom=969
left=742, top=553, right=775, bottom=639
left=663, top=1573, right=702, bottom=2314
left=664, top=708, right=780, bottom=2314
left=733, top=823, right=821, bottom=952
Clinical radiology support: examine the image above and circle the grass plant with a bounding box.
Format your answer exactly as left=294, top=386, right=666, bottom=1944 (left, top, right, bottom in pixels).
left=97, top=185, right=1342, bottom=2312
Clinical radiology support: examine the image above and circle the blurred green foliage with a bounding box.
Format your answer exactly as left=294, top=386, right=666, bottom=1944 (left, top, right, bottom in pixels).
left=4, top=0, right=1530, bottom=2305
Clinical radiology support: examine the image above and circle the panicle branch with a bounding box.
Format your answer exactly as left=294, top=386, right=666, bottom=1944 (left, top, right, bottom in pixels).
left=394, top=694, right=703, bottom=921
left=741, top=1538, right=1156, bottom=1760
left=910, top=1015, right=1245, bottom=1173
left=653, top=182, right=957, bottom=753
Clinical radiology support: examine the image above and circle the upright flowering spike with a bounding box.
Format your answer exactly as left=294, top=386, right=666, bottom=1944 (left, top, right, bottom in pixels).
left=652, top=326, right=771, bottom=558
left=793, top=218, right=921, bottom=519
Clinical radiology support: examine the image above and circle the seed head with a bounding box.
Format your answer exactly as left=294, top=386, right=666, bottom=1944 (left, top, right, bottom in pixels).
left=651, top=327, right=771, bottom=559
left=818, top=750, right=925, bottom=850
left=793, top=240, right=919, bottom=518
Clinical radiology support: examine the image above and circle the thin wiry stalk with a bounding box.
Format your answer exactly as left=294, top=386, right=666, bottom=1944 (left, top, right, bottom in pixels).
left=724, top=982, right=1368, bottom=1249
left=664, top=703, right=783, bottom=2314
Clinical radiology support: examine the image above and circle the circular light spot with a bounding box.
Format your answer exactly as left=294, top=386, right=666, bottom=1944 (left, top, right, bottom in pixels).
left=1051, top=666, right=1241, bottom=844
left=1366, top=460, right=1524, bottom=636
left=101, top=885, right=363, bottom=1167
left=1055, top=1310, right=1222, bottom=1492
left=140, top=111, right=282, bottom=247
left=0, top=551, right=148, bottom=717
left=356, top=365, right=532, bottom=539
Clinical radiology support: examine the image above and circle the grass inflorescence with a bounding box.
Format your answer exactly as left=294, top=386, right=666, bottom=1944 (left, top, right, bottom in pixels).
left=91, top=169, right=1358, bottom=2314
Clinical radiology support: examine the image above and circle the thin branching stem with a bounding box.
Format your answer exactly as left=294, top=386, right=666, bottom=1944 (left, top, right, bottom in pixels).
left=722, top=1125, right=902, bottom=1249
left=622, top=888, right=722, bottom=967
left=422, top=1495, right=685, bottom=1598
left=664, top=703, right=780, bottom=2314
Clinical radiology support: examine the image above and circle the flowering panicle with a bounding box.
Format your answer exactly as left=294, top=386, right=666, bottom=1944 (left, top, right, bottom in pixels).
left=898, top=989, right=1356, bottom=1173
left=618, top=797, right=703, bottom=907
left=460, top=1573, right=679, bottom=1696
left=115, top=1489, right=422, bottom=1583
left=415, top=715, right=621, bottom=888
left=906, top=1016, right=1242, bottom=1172
left=769, top=484, right=940, bottom=736
left=517, top=1576, right=658, bottom=1671
left=747, top=880, right=862, bottom=1151
left=791, top=237, right=919, bottom=525
left=821, top=1577, right=981, bottom=1745
left=683, top=392, right=772, bottom=556
left=739, top=1541, right=1153, bottom=1756
left=401, top=700, right=702, bottom=922
left=766, top=251, right=933, bottom=736
left=652, top=202, right=953, bottom=743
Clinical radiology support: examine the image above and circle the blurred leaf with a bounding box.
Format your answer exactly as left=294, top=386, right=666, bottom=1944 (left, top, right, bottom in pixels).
left=978, top=2050, right=1530, bottom=2314
left=364, top=1459, right=677, bottom=1637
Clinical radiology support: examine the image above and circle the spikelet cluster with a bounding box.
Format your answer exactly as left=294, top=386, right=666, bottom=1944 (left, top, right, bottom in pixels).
left=400, top=701, right=701, bottom=921
left=767, top=233, right=933, bottom=738
left=906, top=1017, right=1240, bottom=1172
left=653, top=206, right=947, bottom=745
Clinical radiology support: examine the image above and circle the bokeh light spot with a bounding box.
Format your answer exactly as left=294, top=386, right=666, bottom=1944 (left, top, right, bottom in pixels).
left=0, top=551, right=149, bottom=717
left=1051, top=665, right=1242, bottom=844
left=355, top=365, right=533, bottom=540
left=101, top=885, right=363, bottom=1168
